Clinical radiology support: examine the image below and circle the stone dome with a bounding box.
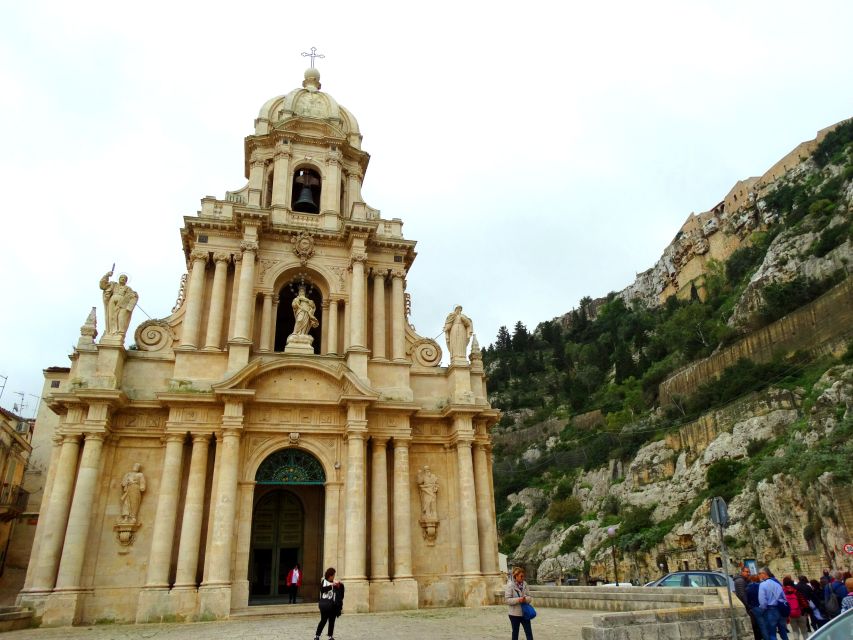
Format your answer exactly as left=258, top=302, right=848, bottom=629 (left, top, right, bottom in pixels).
left=254, top=68, right=362, bottom=149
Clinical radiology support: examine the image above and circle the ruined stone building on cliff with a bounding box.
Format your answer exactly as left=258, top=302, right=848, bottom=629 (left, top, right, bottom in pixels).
left=16, top=67, right=501, bottom=626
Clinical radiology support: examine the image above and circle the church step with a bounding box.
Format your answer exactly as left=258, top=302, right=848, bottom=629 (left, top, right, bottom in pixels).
left=231, top=603, right=317, bottom=618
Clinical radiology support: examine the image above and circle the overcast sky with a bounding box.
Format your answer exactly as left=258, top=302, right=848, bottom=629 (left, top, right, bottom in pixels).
left=1, top=1, right=851, bottom=416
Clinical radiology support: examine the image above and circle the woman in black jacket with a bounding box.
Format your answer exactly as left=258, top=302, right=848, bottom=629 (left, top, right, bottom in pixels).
left=315, top=567, right=343, bottom=640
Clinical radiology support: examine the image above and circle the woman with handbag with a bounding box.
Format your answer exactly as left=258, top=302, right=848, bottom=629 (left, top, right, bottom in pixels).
left=314, top=567, right=343, bottom=640
left=505, top=566, right=535, bottom=640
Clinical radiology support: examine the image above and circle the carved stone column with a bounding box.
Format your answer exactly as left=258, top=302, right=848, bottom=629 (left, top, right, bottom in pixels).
left=259, top=293, right=274, bottom=352
left=372, top=271, right=387, bottom=360
left=21, top=435, right=62, bottom=592
left=28, top=434, right=81, bottom=591
left=344, top=405, right=367, bottom=580
left=474, top=443, right=499, bottom=574
left=143, top=435, right=185, bottom=587
left=390, top=270, right=406, bottom=361
left=322, top=481, right=342, bottom=572
left=392, top=438, right=413, bottom=579
left=271, top=298, right=280, bottom=352
left=182, top=248, right=209, bottom=349
left=54, top=432, right=106, bottom=589
left=320, top=300, right=329, bottom=353
left=455, top=438, right=481, bottom=575
left=205, top=428, right=241, bottom=584
left=327, top=298, right=339, bottom=355
left=349, top=254, right=367, bottom=349
left=233, top=241, right=257, bottom=342
left=370, top=437, right=389, bottom=580
left=271, top=148, right=290, bottom=207
left=173, top=433, right=211, bottom=588
left=227, top=253, right=242, bottom=341
left=203, top=252, right=230, bottom=350
left=247, top=159, right=265, bottom=207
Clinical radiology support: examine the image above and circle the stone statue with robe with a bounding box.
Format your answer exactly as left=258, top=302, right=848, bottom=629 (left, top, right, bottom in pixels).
left=99, top=270, right=139, bottom=337
left=444, top=305, right=473, bottom=363
left=291, top=285, right=319, bottom=335
left=120, top=463, right=146, bottom=523
left=417, top=465, right=439, bottom=520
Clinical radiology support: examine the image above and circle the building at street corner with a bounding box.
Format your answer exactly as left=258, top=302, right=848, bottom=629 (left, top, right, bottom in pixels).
left=17, top=67, right=502, bottom=626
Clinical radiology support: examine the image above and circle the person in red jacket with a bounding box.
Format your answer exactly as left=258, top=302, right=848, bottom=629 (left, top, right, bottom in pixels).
left=286, top=563, right=303, bottom=604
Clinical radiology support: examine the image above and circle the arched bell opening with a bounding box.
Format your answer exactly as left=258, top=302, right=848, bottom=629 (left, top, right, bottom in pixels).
left=274, top=277, right=323, bottom=353
left=249, top=449, right=326, bottom=604
left=291, top=167, right=322, bottom=214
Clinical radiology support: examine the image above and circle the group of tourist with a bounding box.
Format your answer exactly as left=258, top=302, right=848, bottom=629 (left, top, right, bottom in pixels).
left=734, top=566, right=853, bottom=640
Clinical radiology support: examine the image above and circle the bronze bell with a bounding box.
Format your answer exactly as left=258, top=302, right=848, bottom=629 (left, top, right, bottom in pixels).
left=293, top=185, right=317, bottom=213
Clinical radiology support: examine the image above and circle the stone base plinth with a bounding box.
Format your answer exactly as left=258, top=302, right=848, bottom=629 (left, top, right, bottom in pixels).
left=231, top=579, right=249, bottom=610
left=15, top=591, right=49, bottom=618
left=170, top=586, right=201, bottom=619
left=342, top=579, right=370, bottom=613
left=370, top=578, right=418, bottom=611
left=42, top=590, right=88, bottom=627
left=460, top=575, right=489, bottom=607
left=284, top=334, right=314, bottom=355
left=198, top=584, right=231, bottom=620
left=227, top=341, right=251, bottom=372
left=135, top=587, right=172, bottom=623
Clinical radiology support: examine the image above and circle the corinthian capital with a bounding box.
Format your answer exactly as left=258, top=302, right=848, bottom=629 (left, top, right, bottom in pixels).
left=350, top=253, right=368, bottom=265
left=190, top=248, right=209, bottom=262
left=212, top=251, right=231, bottom=264
left=240, top=240, right=259, bottom=253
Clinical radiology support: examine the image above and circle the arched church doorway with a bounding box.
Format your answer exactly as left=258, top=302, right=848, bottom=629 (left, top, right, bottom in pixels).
left=249, top=449, right=326, bottom=604
left=274, top=278, right=323, bottom=353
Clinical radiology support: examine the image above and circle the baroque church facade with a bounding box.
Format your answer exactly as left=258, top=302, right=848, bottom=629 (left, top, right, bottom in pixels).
left=18, top=67, right=501, bottom=626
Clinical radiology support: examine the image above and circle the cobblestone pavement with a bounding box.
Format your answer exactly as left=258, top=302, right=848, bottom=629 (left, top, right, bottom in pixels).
left=5, top=606, right=595, bottom=640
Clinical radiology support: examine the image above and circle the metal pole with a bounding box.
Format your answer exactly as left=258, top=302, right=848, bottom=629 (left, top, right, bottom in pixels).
left=719, top=523, right=738, bottom=640
left=612, top=542, right=618, bottom=586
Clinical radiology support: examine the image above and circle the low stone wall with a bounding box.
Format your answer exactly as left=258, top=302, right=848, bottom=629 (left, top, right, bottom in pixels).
left=581, top=605, right=751, bottom=640
left=659, top=276, right=853, bottom=405
left=509, top=585, right=750, bottom=640
left=526, top=585, right=720, bottom=612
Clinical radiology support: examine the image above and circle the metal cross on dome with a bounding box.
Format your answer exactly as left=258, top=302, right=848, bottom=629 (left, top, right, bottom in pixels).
left=301, top=46, right=325, bottom=68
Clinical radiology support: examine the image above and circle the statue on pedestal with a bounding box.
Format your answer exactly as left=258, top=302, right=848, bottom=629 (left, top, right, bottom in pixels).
left=120, top=463, right=146, bottom=523
left=285, top=284, right=319, bottom=354
left=99, top=267, right=139, bottom=338
left=444, top=305, right=473, bottom=363
left=417, top=465, right=440, bottom=545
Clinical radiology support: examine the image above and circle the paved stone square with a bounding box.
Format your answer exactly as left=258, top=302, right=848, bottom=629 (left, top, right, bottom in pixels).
left=5, top=606, right=596, bottom=640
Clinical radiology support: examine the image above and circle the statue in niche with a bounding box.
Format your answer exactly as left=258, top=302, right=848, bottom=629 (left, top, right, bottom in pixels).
left=291, top=285, right=319, bottom=335
left=119, top=463, right=146, bottom=523
left=443, top=305, right=473, bottom=362
left=417, top=465, right=439, bottom=520
left=99, top=267, right=139, bottom=337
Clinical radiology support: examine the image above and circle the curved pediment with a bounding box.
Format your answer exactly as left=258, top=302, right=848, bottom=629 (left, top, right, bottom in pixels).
left=213, top=357, right=378, bottom=404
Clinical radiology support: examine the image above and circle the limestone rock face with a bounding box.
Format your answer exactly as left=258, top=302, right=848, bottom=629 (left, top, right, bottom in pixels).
left=516, top=366, right=853, bottom=584
left=728, top=224, right=852, bottom=329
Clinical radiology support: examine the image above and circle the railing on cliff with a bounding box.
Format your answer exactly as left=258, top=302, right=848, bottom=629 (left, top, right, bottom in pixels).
left=659, top=276, right=853, bottom=405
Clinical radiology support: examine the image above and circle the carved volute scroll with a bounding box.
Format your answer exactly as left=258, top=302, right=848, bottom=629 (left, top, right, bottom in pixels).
left=134, top=319, right=176, bottom=352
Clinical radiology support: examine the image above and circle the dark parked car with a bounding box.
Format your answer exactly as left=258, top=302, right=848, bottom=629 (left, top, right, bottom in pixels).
left=646, top=571, right=734, bottom=589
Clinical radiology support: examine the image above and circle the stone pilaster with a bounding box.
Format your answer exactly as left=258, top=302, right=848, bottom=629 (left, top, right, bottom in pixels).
left=455, top=438, right=481, bottom=576
left=203, top=252, right=230, bottom=350
left=231, top=480, right=255, bottom=610
left=173, top=433, right=211, bottom=588
left=181, top=248, right=209, bottom=349
left=327, top=298, right=339, bottom=355
left=370, top=437, right=389, bottom=580
left=390, top=270, right=406, bottom=361
left=322, top=481, right=342, bottom=571
left=392, top=437, right=413, bottom=579
left=199, top=405, right=242, bottom=619
left=474, top=443, right=499, bottom=574
left=372, top=271, right=387, bottom=360
left=343, top=403, right=369, bottom=611
left=259, top=293, right=273, bottom=352
left=136, top=434, right=185, bottom=623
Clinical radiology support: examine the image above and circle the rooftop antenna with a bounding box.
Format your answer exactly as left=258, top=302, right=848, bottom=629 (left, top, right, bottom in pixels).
left=0, top=374, right=6, bottom=402
left=12, top=391, right=26, bottom=417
